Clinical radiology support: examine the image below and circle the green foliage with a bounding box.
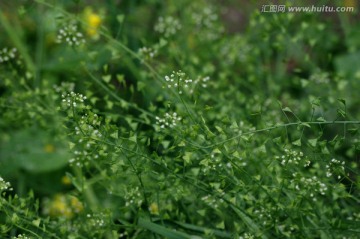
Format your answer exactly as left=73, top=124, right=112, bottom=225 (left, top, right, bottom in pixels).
left=1, top=0, right=360, bottom=238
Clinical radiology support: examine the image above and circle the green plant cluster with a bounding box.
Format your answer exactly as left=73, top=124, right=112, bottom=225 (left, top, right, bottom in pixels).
left=1, top=0, right=360, bottom=238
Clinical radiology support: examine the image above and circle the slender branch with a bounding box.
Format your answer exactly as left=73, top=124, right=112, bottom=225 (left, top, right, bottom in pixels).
left=187, top=121, right=360, bottom=149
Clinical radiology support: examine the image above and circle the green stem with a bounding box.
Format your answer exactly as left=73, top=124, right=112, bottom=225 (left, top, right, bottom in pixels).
left=0, top=10, right=36, bottom=74
left=73, top=167, right=98, bottom=210
left=84, top=67, right=155, bottom=118
left=188, top=120, right=360, bottom=149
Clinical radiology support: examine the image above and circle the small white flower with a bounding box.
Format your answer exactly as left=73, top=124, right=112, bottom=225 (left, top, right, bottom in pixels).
left=56, top=23, right=85, bottom=46
left=154, top=16, right=181, bottom=37
left=155, top=112, right=182, bottom=129
left=0, top=176, right=12, bottom=191
left=0, top=47, right=17, bottom=63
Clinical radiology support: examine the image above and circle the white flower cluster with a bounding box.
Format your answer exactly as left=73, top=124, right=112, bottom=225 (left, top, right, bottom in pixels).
left=56, top=24, right=85, bottom=46
left=138, top=46, right=157, bottom=60
left=164, top=70, right=193, bottom=94
left=12, top=235, right=31, bottom=239
left=239, top=233, right=255, bottom=239
left=53, top=82, right=75, bottom=94
left=253, top=207, right=272, bottom=226
left=154, top=16, right=181, bottom=37
left=75, top=114, right=102, bottom=137
left=189, top=75, right=210, bottom=94
left=124, top=186, right=143, bottom=207
left=291, top=173, right=328, bottom=201
left=194, top=76, right=210, bottom=88
left=325, top=158, right=345, bottom=179
left=70, top=146, right=96, bottom=167
left=191, top=6, right=224, bottom=41
left=309, top=71, right=330, bottom=84
left=0, top=47, right=17, bottom=63
left=200, top=153, right=233, bottom=174
left=86, top=213, right=106, bottom=227
left=119, top=232, right=128, bottom=238
left=201, top=192, right=225, bottom=209
left=0, top=176, right=12, bottom=192
left=276, top=148, right=310, bottom=168
left=192, top=7, right=218, bottom=28
left=155, top=112, right=181, bottom=129
left=61, top=92, right=87, bottom=109
left=69, top=114, right=102, bottom=167
left=220, top=36, right=251, bottom=65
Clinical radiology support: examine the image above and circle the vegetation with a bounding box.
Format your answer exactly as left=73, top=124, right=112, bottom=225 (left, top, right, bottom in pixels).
left=1, top=0, right=360, bottom=238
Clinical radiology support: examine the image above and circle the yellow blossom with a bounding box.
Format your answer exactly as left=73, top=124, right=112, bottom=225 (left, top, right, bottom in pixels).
left=45, top=194, right=83, bottom=219
left=61, top=175, right=72, bottom=185
left=149, top=202, right=159, bottom=215
left=70, top=196, right=84, bottom=213
left=48, top=194, right=73, bottom=219
left=84, top=7, right=102, bottom=38
left=43, top=143, right=55, bottom=153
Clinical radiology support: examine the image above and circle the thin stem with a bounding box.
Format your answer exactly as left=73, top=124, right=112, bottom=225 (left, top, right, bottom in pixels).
left=187, top=121, right=360, bottom=149
left=84, top=67, right=155, bottom=118
left=0, top=10, right=36, bottom=74
left=121, top=148, right=152, bottom=220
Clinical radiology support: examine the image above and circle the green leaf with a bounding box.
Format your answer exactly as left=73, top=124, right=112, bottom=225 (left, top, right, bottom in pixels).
left=348, top=128, right=358, bottom=136
left=183, top=152, right=192, bottom=164
left=159, top=38, right=168, bottom=47
left=161, top=140, right=170, bottom=149
left=137, top=81, right=146, bottom=91
left=216, top=221, right=225, bottom=229
left=300, top=122, right=311, bottom=128
left=69, top=142, right=76, bottom=150
left=215, top=126, right=224, bottom=133
left=138, top=218, right=192, bottom=239
left=200, top=115, right=215, bottom=136
left=0, top=128, right=69, bottom=174
left=116, top=74, right=125, bottom=85
left=230, top=205, right=264, bottom=238
left=173, top=221, right=232, bottom=238
left=255, top=145, right=266, bottom=153
left=129, top=135, right=137, bottom=143
left=322, top=145, right=330, bottom=155
left=110, top=131, right=118, bottom=139
left=282, top=107, right=293, bottom=113
left=337, top=98, right=346, bottom=106
left=240, top=135, right=249, bottom=141
left=32, top=219, right=41, bottom=227
left=272, top=136, right=282, bottom=145
left=18, top=6, right=26, bottom=15
left=103, top=64, right=108, bottom=73
left=316, top=117, right=326, bottom=122
left=308, top=138, right=317, bottom=147
left=337, top=108, right=346, bottom=118
left=116, top=14, right=125, bottom=24
left=102, top=75, right=111, bottom=83
left=300, top=79, right=309, bottom=88
left=65, top=172, right=82, bottom=192
left=292, top=138, right=302, bottom=146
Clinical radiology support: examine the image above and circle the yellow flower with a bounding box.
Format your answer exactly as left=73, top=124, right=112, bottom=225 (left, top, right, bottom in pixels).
left=88, top=13, right=101, bottom=28
left=84, top=7, right=102, bottom=38
left=149, top=202, right=159, bottom=215
left=43, top=143, right=55, bottom=153
left=45, top=194, right=83, bottom=219
left=48, top=194, right=73, bottom=219
left=61, top=175, right=72, bottom=185
left=70, top=196, right=84, bottom=213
